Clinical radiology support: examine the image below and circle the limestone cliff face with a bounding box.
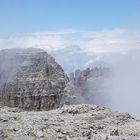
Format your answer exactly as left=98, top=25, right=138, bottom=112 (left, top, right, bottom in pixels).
left=0, top=48, right=69, bottom=110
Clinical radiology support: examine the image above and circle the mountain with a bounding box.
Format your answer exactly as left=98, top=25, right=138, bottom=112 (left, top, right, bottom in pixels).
left=69, top=67, right=110, bottom=106
left=50, top=45, right=108, bottom=73
left=0, top=48, right=70, bottom=110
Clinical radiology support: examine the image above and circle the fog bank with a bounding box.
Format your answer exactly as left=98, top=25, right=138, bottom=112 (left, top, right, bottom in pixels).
left=105, top=51, right=140, bottom=117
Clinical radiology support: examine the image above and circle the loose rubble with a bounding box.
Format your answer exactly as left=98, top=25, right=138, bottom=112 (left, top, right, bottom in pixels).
left=0, top=104, right=140, bottom=140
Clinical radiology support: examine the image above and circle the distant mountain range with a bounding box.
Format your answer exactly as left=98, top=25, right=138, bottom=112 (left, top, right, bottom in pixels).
left=50, top=45, right=132, bottom=73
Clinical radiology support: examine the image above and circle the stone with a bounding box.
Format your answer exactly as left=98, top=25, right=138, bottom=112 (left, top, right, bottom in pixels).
left=0, top=104, right=140, bottom=140
left=0, top=48, right=69, bottom=110
left=36, top=130, right=44, bottom=138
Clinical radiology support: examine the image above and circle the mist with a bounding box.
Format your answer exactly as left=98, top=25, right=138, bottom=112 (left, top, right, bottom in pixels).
left=0, top=48, right=43, bottom=85
left=105, top=51, right=140, bottom=117
left=83, top=50, right=140, bottom=118
left=72, top=49, right=140, bottom=118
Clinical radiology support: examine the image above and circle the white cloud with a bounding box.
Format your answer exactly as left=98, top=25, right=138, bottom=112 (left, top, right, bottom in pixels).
left=84, top=56, right=103, bottom=67
left=0, top=28, right=140, bottom=54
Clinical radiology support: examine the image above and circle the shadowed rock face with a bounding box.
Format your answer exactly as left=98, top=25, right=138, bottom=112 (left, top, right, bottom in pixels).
left=0, top=48, right=69, bottom=110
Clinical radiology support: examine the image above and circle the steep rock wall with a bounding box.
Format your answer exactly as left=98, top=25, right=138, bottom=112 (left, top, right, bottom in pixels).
left=0, top=48, right=69, bottom=110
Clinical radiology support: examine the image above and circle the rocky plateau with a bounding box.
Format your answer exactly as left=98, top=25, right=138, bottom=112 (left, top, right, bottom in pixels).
left=0, top=104, right=140, bottom=140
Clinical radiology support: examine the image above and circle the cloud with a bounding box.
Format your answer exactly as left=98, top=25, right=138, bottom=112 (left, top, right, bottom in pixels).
left=85, top=56, right=103, bottom=67
left=1, top=29, right=140, bottom=117
left=0, top=28, right=140, bottom=55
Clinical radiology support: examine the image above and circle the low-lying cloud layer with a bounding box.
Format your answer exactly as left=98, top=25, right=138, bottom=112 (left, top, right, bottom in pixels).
left=0, top=28, right=140, bottom=54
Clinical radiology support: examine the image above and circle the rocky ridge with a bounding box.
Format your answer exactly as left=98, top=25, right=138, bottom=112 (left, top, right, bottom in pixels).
left=0, top=104, right=140, bottom=140
left=69, top=67, right=110, bottom=105
left=69, top=67, right=110, bottom=88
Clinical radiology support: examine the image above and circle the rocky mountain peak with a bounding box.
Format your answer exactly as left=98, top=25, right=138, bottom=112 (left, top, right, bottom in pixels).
left=0, top=48, right=69, bottom=110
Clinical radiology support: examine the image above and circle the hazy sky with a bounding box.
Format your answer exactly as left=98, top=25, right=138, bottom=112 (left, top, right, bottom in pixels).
left=0, top=0, right=140, bottom=36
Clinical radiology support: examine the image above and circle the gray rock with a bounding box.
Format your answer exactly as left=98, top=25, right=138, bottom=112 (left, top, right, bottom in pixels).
left=0, top=104, right=140, bottom=140
left=0, top=48, right=69, bottom=110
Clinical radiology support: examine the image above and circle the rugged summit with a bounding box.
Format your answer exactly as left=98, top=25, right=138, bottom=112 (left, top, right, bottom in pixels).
left=69, top=67, right=110, bottom=88
left=69, top=68, right=110, bottom=105
left=0, top=48, right=69, bottom=110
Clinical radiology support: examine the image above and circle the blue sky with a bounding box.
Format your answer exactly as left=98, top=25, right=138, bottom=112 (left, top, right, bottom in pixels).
left=0, top=0, right=140, bottom=36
